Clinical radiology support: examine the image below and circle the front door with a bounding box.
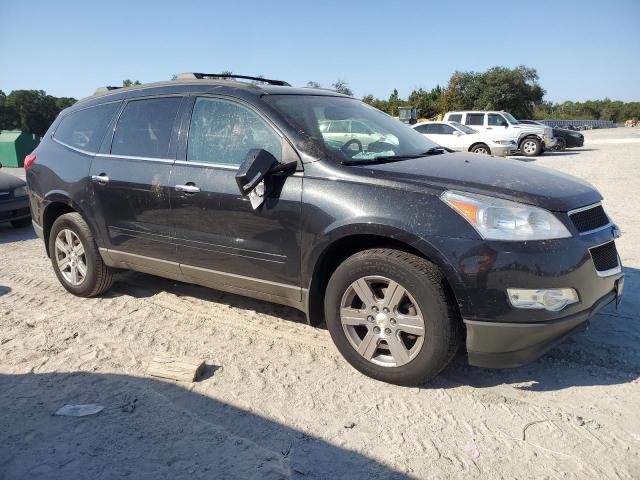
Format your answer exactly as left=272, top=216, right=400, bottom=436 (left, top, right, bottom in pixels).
left=170, top=96, right=303, bottom=304
left=89, top=96, right=183, bottom=270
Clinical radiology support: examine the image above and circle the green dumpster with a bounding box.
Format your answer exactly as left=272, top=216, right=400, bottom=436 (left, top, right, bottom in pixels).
left=0, top=130, right=41, bottom=167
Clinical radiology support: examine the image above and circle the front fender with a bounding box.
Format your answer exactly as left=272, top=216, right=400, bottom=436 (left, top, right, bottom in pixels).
left=304, top=220, right=473, bottom=315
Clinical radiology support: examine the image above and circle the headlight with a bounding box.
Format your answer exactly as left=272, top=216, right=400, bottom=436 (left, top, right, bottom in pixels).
left=441, top=190, right=571, bottom=240
left=13, top=185, right=28, bottom=197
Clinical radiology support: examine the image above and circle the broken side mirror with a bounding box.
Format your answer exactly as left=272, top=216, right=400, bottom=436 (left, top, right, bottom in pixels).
left=236, top=149, right=279, bottom=209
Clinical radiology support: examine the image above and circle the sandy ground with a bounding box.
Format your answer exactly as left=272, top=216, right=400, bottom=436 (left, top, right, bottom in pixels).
left=1, top=127, right=639, bottom=479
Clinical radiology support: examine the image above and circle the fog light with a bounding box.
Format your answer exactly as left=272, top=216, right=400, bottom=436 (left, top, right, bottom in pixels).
left=507, top=288, right=579, bottom=312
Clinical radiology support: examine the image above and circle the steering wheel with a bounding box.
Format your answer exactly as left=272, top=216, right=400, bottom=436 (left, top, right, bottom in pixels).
left=341, top=139, right=363, bottom=156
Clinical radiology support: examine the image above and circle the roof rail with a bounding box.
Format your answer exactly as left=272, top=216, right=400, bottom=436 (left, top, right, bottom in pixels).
left=176, top=72, right=291, bottom=87
left=94, top=86, right=121, bottom=95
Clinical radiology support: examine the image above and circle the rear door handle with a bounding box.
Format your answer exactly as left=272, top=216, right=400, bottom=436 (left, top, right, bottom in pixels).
left=175, top=184, right=200, bottom=194
left=91, top=174, right=109, bottom=184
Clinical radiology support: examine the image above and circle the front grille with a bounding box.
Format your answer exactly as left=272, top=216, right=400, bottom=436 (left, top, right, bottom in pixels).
left=589, top=241, right=619, bottom=273
left=570, top=204, right=609, bottom=233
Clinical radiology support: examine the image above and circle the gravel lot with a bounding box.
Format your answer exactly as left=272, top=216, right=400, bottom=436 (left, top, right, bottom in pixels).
left=1, top=127, right=639, bottom=479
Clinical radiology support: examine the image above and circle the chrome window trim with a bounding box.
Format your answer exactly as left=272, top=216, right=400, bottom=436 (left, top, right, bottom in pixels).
left=588, top=240, right=622, bottom=277
left=173, top=159, right=238, bottom=170
left=94, top=153, right=175, bottom=164
left=567, top=202, right=612, bottom=236
left=51, top=136, right=96, bottom=156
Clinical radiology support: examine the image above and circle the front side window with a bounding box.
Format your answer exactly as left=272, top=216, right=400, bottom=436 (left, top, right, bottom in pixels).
left=351, top=121, right=373, bottom=134
left=448, top=114, right=462, bottom=123
left=187, top=97, right=282, bottom=166
left=111, top=97, right=182, bottom=158
left=450, top=122, right=477, bottom=134
left=488, top=114, right=508, bottom=127
left=466, top=113, right=484, bottom=126
left=438, top=124, right=456, bottom=135
left=54, top=102, right=120, bottom=152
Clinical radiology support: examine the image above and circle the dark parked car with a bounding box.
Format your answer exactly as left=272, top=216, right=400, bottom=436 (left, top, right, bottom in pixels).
left=0, top=163, right=31, bottom=228
left=518, top=120, right=584, bottom=150
left=26, top=74, right=624, bottom=385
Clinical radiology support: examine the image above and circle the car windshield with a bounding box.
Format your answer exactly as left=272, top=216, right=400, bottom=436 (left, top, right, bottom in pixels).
left=264, top=95, right=440, bottom=162
left=450, top=122, right=477, bottom=134
left=502, top=112, right=519, bottom=124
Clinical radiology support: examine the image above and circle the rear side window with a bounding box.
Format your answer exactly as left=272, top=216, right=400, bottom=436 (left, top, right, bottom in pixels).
left=448, top=114, right=462, bottom=123
left=414, top=124, right=430, bottom=134
left=466, top=113, right=484, bottom=126
left=54, top=102, right=120, bottom=152
left=111, top=97, right=182, bottom=158
left=187, top=97, right=282, bottom=166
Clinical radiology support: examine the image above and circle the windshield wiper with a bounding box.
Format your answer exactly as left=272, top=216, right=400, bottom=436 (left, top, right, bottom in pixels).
left=341, top=147, right=448, bottom=165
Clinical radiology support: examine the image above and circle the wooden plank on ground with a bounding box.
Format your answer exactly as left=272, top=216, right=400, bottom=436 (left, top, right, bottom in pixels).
left=146, top=355, right=206, bottom=382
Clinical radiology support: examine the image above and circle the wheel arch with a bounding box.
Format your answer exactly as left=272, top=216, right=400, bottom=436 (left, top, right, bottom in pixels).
left=41, top=192, right=98, bottom=257
left=304, top=225, right=468, bottom=327
left=517, top=133, right=542, bottom=148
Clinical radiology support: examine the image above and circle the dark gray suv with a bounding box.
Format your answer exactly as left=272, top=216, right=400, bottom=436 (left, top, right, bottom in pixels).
left=26, top=73, right=624, bottom=385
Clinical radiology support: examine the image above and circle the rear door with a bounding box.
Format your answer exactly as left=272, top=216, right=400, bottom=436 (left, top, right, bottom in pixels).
left=169, top=96, right=303, bottom=304
left=465, top=113, right=486, bottom=133
left=89, top=96, right=184, bottom=269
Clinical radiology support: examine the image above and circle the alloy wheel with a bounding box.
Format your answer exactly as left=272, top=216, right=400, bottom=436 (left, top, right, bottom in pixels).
left=523, top=141, right=537, bottom=154
left=340, top=275, right=425, bottom=367
left=54, top=228, right=87, bottom=286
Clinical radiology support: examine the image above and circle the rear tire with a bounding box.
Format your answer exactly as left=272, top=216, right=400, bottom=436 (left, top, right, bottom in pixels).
left=470, top=144, right=491, bottom=155
left=10, top=217, right=31, bottom=229
left=48, top=212, right=114, bottom=297
left=520, top=137, right=542, bottom=156
left=324, top=248, right=461, bottom=386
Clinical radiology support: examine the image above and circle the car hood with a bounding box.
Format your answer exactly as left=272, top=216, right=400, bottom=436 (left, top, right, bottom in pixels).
left=0, top=171, right=26, bottom=193
left=362, top=152, right=601, bottom=211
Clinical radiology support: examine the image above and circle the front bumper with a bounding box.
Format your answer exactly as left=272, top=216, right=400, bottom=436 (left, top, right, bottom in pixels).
left=544, top=136, right=558, bottom=148
left=0, top=196, right=30, bottom=223
left=491, top=144, right=518, bottom=157
left=465, top=287, right=620, bottom=368
left=425, top=219, right=623, bottom=368
left=567, top=135, right=584, bottom=148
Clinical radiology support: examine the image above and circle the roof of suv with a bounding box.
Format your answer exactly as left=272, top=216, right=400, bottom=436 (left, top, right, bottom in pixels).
left=445, top=111, right=508, bottom=115
left=80, top=77, right=347, bottom=105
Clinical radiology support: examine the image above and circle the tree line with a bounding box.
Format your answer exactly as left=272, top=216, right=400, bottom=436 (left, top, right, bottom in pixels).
left=356, top=66, right=640, bottom=122
left=2, top=68, right=639, bottom=136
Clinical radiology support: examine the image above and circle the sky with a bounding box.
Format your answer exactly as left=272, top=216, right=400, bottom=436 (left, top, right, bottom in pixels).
left=1, top=0, right=639, bottom=103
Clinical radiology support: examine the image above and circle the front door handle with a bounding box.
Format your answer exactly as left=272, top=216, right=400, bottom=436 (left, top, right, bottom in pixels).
left=91, top=174, right=109, bottom=184
left=175, top=184, right=200, bottom=194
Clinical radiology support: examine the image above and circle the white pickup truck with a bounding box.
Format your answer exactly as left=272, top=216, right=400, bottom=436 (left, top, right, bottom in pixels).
left=443, top=111, right=557, bottom=156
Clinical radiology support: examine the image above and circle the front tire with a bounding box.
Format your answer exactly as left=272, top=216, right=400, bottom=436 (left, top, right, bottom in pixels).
left=324, top=248, right=461, bottom=386
left=48, top=212, right=114, bottom=297
left=520, top=137, right=542, bottom=156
